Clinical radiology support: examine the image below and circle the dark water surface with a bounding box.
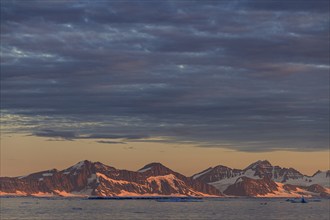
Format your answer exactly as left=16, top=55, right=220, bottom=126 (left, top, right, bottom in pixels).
left=1, top=197, right=329, bottom=220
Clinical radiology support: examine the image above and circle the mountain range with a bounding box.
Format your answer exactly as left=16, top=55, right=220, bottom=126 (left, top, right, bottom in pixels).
left=192, top=160, right=329, bottom=197
left=0, top=160, right=329, bottom=198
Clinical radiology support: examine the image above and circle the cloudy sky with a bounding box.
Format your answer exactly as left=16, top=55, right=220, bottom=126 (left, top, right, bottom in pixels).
left=1, top=0, right=329, bottom=176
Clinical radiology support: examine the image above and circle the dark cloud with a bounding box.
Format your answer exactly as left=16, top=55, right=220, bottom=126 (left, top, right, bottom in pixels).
left=1, top=1, right=329, bottom=152
left=33, top=129, right=77, bottom=140
left=32, top=129, right=148, bottom=141
left=244, top=0, right=329, bottom=12
left=97, top=141, right=127, bottom=145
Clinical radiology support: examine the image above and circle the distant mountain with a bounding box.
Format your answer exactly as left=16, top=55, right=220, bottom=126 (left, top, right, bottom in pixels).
left=0, top=160, right=221, bottom=197
left=223, top=177, right=278, bottom=196
left=1, top=160, right=328, bottom=198
left=192, top=160, right=330, bottom=197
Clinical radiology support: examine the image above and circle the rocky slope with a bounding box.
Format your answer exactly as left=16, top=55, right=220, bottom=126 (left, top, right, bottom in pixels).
left=1, top=160, right=328, bottom=198
left=0, top=160, right=221, bottom=197
left=192, top=160, right=330, bottom=197
left=223, top=177, right=278, bottom=196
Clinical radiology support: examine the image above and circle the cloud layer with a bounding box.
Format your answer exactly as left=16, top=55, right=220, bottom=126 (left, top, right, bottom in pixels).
left=1, top=1, right=329, bottom=151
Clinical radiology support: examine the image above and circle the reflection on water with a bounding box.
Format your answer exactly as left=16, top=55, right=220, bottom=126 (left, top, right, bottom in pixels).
left=0, top=197, right=329, bottom=220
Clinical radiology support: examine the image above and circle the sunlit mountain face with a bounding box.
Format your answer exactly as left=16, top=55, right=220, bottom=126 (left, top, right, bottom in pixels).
left=0, top=160, right=221, bottom=197
left=1, top=160, right=329, bottom=198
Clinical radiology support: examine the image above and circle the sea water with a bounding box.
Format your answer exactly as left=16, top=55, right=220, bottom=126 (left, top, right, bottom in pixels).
left=0, top=197, right=329, bottom=220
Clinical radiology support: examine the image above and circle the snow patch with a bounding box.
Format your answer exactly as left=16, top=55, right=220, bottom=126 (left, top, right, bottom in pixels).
left=87, top=174, right=97, bottom=184
left=210, top=176, right=240, bottom=192
left=42, top=173, right=53, bottom=177
left=18, top=175, right=28, bottom=179
left=235, top=178, right=243, bottom=184
left=310, top=171, right=330, bottom=187
left=138, top=167, right=152, bottom=173
left=256, top=182, right=313, bottom=198
left=210, top=170, right=260, bottom=192
left=72, top=161, right=85, bottom=170
left=192, top=168, right=212, bottom=179
left=283, top=172, right=330, bottom=188
left=244, top=169, right=260, bottom=179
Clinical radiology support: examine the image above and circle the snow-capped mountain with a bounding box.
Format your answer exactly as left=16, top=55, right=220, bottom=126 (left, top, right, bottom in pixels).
left=243, top=160, right=306, bottom=184
left=1, top=160, right=328, bottom=198
left=192, top=160, right=330, bottom=197
left=192, top=165, right=243, bottom=183
left=223, top=177, right=330, bottom=197
left=0, top=160, right=221, bottom=197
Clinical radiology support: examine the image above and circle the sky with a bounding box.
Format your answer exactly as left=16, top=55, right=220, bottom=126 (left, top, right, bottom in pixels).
left=1, top=0, right=329, bottom=177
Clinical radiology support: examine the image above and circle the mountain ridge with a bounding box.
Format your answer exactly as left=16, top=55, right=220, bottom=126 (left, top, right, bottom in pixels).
left=0, top=160, right=221, bottom=197
left=1, top=160, right=329, bottom=198
left=192, top=160, right=330, bottom=197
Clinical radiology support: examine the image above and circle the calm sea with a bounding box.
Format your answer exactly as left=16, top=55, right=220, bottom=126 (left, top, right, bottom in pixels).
left=0, top=197, right=329, bottom=220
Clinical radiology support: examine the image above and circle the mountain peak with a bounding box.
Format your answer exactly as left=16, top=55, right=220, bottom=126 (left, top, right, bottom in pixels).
left=138, top=162, right=175, bottom=176
left=312, top=170, right=322, bottom=177
left=245, top=160, right=272, bottom=170
left=312, top=170, right=330, bottom=178
left=256, top=160, right=271, bottom=165
left=75, top=159, right=93, bottom=166
left=139, top=162, right=168, bottom=170
left=213, top=164, right=233, bottom=170
left=0, top=160, right=221, bottom=197
left=64, top=160, right=94, bottom=172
